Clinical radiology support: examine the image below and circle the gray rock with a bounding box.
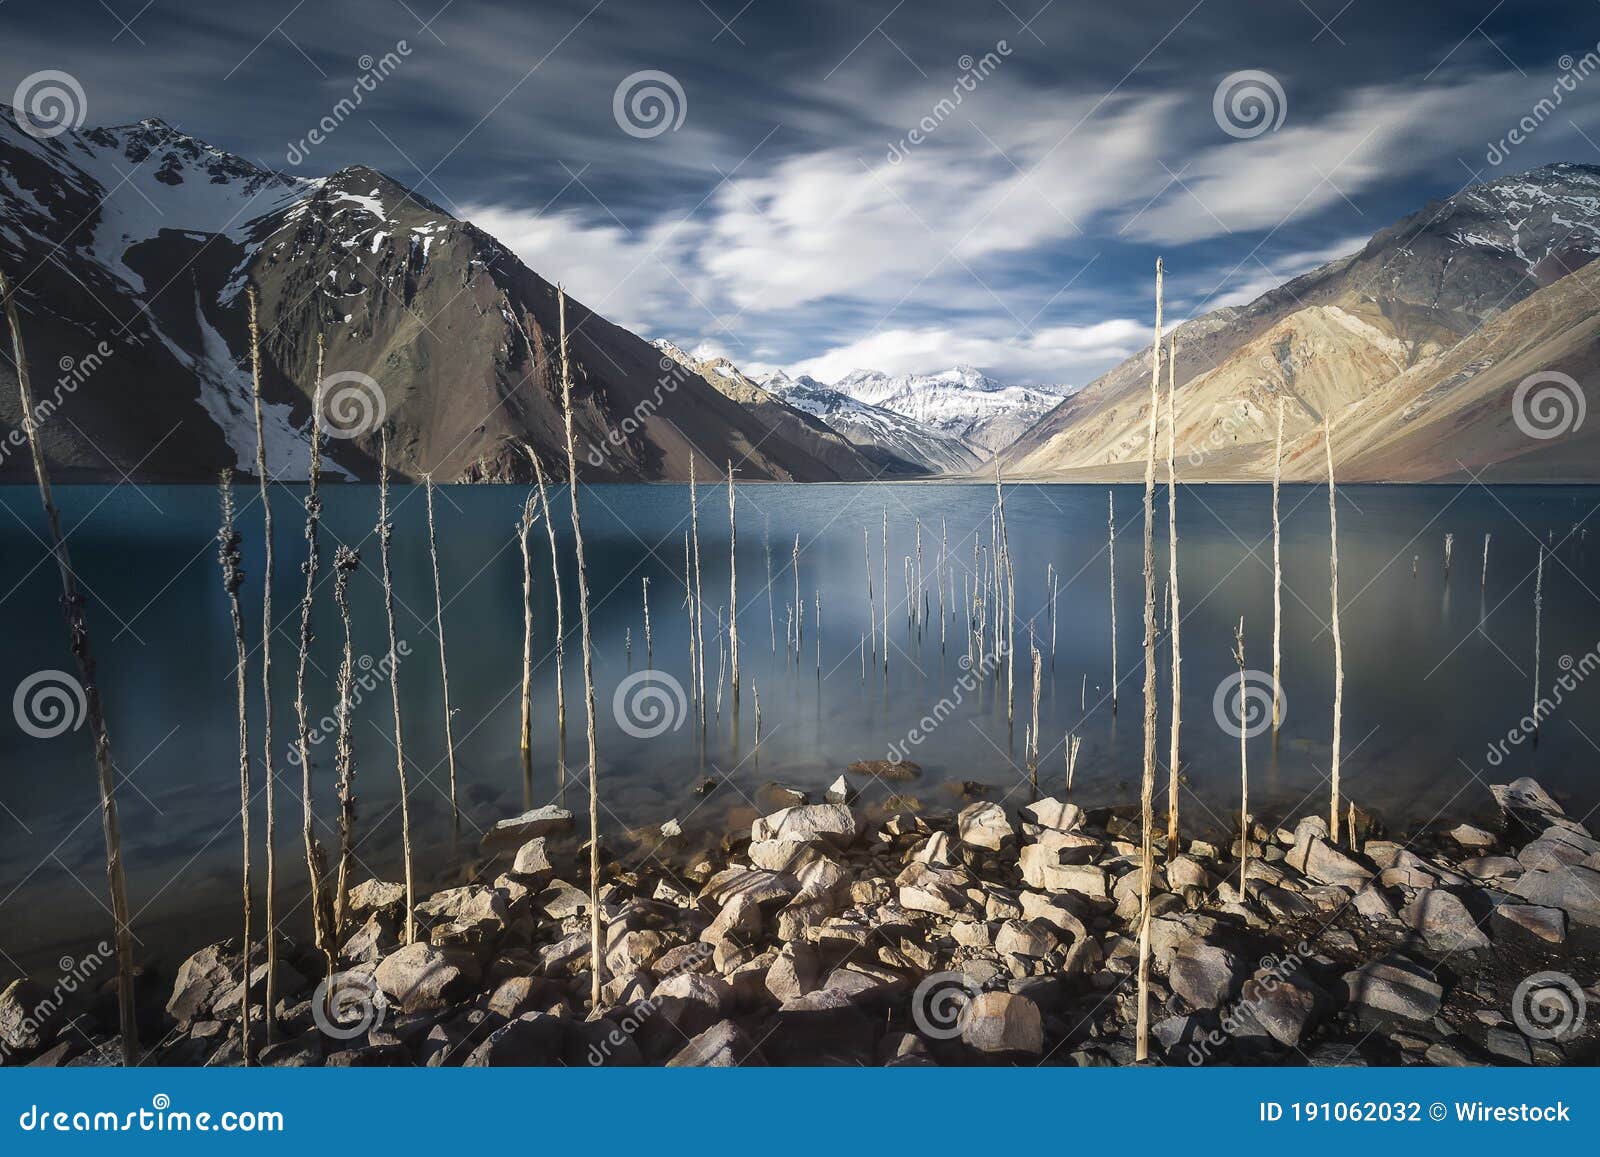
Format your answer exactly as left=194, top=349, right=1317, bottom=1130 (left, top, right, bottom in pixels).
left=994, top=919, right=1059, bottom=959
left=961, top=991, right=1043, bottom=1056
left=346, top=879, right=405, bottom=915
left=1297, top=838, right=1373, bottom=888
left=465, top=1011, right=569, bottom=1065
left=1492, top=903, right=1566, bottom=943
left=1019, top=845, right=1108, bottom=896
left=1341, top=959, right=1443, bottom=1021
left=1401, top=889, right=1490, bottom=951
left=1020, top=796, right=1084, bottom=832
left=1485, top=1026, right=1532, bottom=1064
left=957, top=801, right=1015, bottom=850
left=165, top=942, right=237, bottom=1028
left=534, top=879, right=591, bottom=920
left=896, top=861, right=977, bottom=916
left=0, top=979, right=48, bottom=1052
left=824, top=774, right=857, bottom=804
left=374, top=943, right=481, bottom=1013
left=666, top=1019, right=768, bottom=1066
left=1351, top=888, right=1397, bottom=924
left=511, top=838, right=554, bottom=882
left=1449, top=823, right=1497, bottom=850
left=481, top=805, right=573, bottom=849
left=1169, top=943, right=1242, bottom=1010
left=648, top=973, right=734, bottom=1038
left=765, top=942, right=820, bottom=1003
left=701, top=867, right=799, bottom=908
left=1510, top=865, right=1600, bottom=926
left=486, top=975, right=543, bottom=1018
left=214, top=959, right=305, bottom=1017
left=751, top=803, right=859, bottom=847
left=700, top=894, right=762, bottom=945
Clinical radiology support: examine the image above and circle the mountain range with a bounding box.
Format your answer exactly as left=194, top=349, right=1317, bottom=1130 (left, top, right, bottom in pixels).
left=1000, top=164, right=1600, bottom=483
left=3, top=105, right=1598, bottom=484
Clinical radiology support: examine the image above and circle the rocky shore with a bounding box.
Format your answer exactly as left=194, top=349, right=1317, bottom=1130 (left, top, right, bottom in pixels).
left=3, top=770, right=1597, bottom=1067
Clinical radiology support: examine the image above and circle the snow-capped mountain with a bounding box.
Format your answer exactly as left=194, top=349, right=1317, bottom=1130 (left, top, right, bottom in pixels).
left=759, top=369, right=983, bottom=474
left=0, top=108, right=874, bottom=482
left=648, top=340, right=924, bottom=477
left=829, top=365, right=1072, bottom=455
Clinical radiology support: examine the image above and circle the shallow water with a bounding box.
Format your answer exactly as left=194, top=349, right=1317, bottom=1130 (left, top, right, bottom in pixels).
left=1, top=481, right=1596, bottom=974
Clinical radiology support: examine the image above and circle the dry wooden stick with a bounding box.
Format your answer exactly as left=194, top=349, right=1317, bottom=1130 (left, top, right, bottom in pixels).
left=245, top=286, right=279, bottom=1040
left=1272, top=397, right=1284, bottom=732
left=1165, top=334, right=1182, bottom=858
left=425, top=474, right=459, bottom=822
left=1134, top=256, right=1162, bottom=1064
left=517, top=492, right=538, bottom=794
left=331, top=545, right=360, bottom=929
left=216, top=471, right=251, bottom=1062
left=690, top=457, right=706, bottom=727
left=377, top=432, right=416, bottom=943
left=293, top=336, right=333, bottom=980
left=727, top=464, right=739, bottom=701
left=533, top=457, right=566, bottom=737
left=1107, top=489, right=1118, bottom=715
left=1325, top=418, right=1345, bottom=845
left=642, top=576, right=652, bottom=665
left=554, top=286, right=604, bottom=1011
left=1233, top=616, right=1249, bottom=897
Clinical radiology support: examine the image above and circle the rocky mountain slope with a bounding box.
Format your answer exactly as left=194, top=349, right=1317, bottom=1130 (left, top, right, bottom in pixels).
left=757, top=369, right=983, bottom=475
left=999, top=164, right=1600, bottom=482
left=832, top=365, right=1071, bottom=456
left=650, top=342, right=928, bottom=477
left=0, top=108, right=871, bottom=482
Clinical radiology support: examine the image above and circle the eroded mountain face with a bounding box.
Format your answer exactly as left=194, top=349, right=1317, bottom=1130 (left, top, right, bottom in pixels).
left=1001, top=163, right=1600, bottom=482
left=0, top=109, right=866, bottom=483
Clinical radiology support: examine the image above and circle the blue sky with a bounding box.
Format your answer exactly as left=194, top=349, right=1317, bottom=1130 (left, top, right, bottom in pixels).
left=5, top=0, right=1600, bottom=385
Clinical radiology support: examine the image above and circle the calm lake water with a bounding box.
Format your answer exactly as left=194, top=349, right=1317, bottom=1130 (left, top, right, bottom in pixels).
left=1, top=482, right=1597, bottom=975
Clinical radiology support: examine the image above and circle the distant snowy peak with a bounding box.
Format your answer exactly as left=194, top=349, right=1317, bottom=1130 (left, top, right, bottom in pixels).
left=816, top=365, right=1073, bottom=455
left=759, top=370, right=982, bottom=475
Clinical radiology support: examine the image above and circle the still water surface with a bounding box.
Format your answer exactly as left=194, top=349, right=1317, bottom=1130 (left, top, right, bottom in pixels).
left=1, top=482, right=1596, bottom=972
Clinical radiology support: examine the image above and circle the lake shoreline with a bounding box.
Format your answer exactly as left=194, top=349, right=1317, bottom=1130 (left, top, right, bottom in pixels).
left=5, top=769, right=1596, bottom=1068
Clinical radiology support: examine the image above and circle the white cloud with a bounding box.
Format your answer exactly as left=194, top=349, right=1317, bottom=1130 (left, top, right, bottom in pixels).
left=787, top=319, right=1146, bottom=386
